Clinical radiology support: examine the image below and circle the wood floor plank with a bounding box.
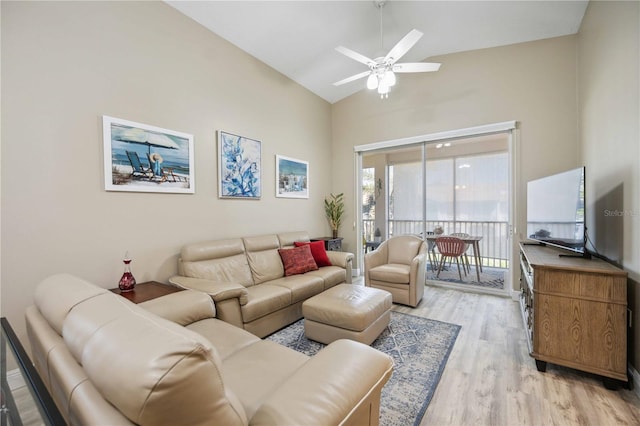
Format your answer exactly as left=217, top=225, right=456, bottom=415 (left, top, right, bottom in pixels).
left=396, top=283, right=640, bottom=426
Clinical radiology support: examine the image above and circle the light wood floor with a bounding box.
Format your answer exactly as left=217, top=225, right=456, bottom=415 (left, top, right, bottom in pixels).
left=391, top=284, right=640, bottom=426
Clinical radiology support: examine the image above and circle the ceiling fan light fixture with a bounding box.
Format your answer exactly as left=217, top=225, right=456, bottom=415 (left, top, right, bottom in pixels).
left=366, top=73, right=378, bottom=90
left=382, top=69, right=396, bottom=87
left=377, top=80, right=390, bottom=95
left=333, top=2, right=440, bottom=99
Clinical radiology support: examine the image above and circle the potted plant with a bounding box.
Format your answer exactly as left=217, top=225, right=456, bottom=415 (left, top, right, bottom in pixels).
left=324, top=192, right=344, bottom=239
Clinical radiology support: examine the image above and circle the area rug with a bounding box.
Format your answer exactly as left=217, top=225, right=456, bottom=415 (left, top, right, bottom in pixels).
left=427, top=264, right=506, bottom=289
left=265, top=311, right=460, bottom=426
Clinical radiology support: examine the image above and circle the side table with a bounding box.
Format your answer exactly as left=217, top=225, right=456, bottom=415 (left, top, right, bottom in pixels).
left=311, top=237, right=343, bottom=251
left=365, top=241, right=381, bottom=253
left=110, top=281, right=183, bottom=304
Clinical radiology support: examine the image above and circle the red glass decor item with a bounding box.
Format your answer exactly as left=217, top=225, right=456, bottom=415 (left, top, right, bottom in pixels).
left=118, top=252, right=136, bottom=292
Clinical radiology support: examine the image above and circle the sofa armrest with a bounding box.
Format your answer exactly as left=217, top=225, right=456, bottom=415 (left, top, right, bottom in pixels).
left=364, top=246, right=387, bottom=270
left=326, top=251, right=353, bottom=268
left=364, top=246, right=388, bottom=287
left=251, top=339, right=393, bottom=426
left=326, top=251, right=354, bottom=284
left=168, top=276, right=248, bottom=306
left=138, top=290, right=216, bottom=326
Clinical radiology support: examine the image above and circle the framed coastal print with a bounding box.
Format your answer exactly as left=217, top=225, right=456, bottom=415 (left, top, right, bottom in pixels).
left=218, top=131, right=262, bottom=199
left=103, top=116, right=195, bottom=194
left=276, top=155, right=309, bottom=199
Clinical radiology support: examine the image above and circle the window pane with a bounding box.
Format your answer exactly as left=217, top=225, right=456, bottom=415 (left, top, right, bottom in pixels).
left=389, top=162, right=424, bottom=235
left=362, top=167, right=375, bottom=220
left=426, top=158, right=454, bottom=221
left=455, top=153, right=508, bottom=221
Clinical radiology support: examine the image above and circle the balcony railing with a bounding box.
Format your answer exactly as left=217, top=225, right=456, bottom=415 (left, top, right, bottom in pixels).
left=363, top=219, right=510, bottom=268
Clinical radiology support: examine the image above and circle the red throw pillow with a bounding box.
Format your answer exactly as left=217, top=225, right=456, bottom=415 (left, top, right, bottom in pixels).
left=294, top=240, right=332, bottom=267
left=278, top=244, right=319, bottom=276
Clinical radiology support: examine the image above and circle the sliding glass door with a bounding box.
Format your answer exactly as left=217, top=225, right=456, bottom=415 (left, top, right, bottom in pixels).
left=358, top=128, right=513, bottom=294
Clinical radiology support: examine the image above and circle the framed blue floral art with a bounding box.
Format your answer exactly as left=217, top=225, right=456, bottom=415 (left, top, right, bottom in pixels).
left=218, top=131, right=262, bottom=199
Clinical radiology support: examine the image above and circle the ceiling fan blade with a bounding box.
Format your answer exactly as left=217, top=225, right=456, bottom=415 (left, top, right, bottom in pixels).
left=384, top=29, right=423, bottom=64
left=333, top=71, right=372, bottom=86
left=393, top=62, right=441, bottom=73
left=335, top=46, right=375, bottom=67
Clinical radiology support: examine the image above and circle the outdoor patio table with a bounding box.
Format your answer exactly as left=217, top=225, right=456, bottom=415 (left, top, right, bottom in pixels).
left=426, top=235, right=483, bottom=281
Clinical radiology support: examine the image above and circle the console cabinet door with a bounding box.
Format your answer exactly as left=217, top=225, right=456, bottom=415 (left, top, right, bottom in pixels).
left=519, top=243, right=628, bottom=383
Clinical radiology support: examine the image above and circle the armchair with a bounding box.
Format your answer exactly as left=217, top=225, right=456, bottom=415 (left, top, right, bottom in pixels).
left=364, top=235, right=427, bottom=307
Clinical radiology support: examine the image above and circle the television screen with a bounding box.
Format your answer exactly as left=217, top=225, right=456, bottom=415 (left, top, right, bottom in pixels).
left=526, top=167, right=585, bottom=254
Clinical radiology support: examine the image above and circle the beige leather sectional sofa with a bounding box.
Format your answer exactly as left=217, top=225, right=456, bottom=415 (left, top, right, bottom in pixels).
left=169, top=231, right=354, bottom=337
left=26, top=274, right=393, bottom=425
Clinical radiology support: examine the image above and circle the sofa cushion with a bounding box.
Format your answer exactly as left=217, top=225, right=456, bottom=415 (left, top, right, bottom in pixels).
left=278, top=245, right=318, bottom=276
left=186, top=317, right=260, bottom=361
left=294, top=241, right=332, bottom=267
left=222, top=340, right=309, bottom=420
left=244, top=235, right=285, bottom=284
left=268, top=275, right=324, bottom=304
left=277, top=231, right=310, bottom=248
left=306, top=266, right=347, bottom=290
left=241, top=284, right=292, bottom=323
left=34, top=274, right=109, bottom=335
left=368, top=263, right=411, bottom=284
left=182, top=254, right=255, bottom=287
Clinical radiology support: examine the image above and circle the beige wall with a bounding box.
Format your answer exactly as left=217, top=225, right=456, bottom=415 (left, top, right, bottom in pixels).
left=332, top=35, right=580, bottom=267
left=1, top=2, right=332, bottom=340
left=578, top=0, right=640, bottom=372
left=3, top=0, right=638, bottom=374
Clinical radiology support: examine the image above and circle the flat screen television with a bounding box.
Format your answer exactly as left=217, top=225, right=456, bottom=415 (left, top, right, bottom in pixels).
left=526, top=166, right=588, bottom=257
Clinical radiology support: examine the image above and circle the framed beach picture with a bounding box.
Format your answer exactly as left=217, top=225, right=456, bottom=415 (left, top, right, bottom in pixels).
left=218, top=131, right=262, bottom=199
left=276, top=155, right=309, bottom=199
left=103, top=116, right=195, bottom=194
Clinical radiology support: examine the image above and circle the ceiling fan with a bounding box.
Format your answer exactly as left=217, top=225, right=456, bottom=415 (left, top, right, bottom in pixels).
left=332, top=1, right=441, bottom=98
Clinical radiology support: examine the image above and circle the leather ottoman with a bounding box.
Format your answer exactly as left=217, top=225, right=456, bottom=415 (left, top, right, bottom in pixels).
left=302, top=284, right=392, bottom=345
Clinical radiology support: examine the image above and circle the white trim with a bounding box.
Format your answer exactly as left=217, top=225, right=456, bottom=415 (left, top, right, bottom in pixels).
left=511, top=289, right=521, bottom=301
left=630, top=364, right=640, bottom=398
left=355, top=153, right=364, bottom=272
left=354, top=121, right=517, bottom=153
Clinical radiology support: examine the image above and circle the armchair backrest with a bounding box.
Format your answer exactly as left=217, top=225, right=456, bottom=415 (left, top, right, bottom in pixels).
left=386, top=235, right=426, bottom=264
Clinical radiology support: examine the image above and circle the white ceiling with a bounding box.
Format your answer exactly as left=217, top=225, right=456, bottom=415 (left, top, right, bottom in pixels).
left=166, top=1, right=589, bottom=104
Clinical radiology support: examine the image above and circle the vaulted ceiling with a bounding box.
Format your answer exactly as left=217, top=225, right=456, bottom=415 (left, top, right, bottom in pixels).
left=167, top=1, right=589, bottom=104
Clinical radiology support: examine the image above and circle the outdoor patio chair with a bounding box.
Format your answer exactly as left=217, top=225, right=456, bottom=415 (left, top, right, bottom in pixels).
left=450, top=232, right=472, bottom=273
left=435, top=236, right=467, bottom=281
left=146, top=153, right=186, bottom=183
left=126, top=151, right=153, bottom=180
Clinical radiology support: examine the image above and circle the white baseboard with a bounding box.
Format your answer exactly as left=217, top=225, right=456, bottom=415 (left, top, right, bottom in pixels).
left=511, top=289, right=521, bottom=301
left=629, top=364, right=640, bottom=398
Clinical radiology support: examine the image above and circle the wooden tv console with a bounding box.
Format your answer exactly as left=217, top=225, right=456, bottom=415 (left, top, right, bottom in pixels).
left=519, top=242, right=628, bottom=388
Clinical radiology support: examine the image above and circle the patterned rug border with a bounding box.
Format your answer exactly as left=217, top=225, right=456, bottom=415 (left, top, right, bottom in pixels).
left=398, top=312, right=461, bottom=426
left=426, top=265, right=506, bottom=290
left=266, top=311, right=461, bottom=426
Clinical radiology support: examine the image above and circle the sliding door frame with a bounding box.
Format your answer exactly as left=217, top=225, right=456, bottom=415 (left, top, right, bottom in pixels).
left=354, top=121, right=518, bottom=295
